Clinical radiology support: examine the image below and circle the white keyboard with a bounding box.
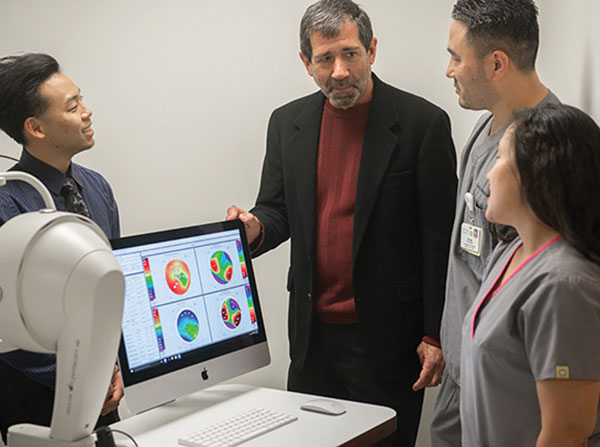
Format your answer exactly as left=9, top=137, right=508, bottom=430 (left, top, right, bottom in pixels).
left=178, top=407, right=298, bottom=447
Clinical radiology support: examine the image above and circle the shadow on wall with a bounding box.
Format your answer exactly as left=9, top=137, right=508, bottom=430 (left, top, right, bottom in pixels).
left=580, top=3, right=600, bottom=121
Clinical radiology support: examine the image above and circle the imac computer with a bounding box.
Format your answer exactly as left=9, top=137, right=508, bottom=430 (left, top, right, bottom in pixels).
left=111, top=219, right=270, bottom=414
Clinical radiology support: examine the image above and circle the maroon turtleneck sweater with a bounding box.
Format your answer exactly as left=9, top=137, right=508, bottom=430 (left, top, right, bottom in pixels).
left=314, top=99, right=371, bottom=324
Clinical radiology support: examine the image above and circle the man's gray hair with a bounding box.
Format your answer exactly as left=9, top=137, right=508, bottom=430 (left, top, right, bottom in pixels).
left=300, top=0, right=373, bottom=61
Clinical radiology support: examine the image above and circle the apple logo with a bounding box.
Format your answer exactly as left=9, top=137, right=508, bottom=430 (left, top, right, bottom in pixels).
left=201, top=368, right=209, bottom=381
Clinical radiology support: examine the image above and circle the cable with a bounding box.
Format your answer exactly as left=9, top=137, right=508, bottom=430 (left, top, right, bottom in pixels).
left=94, top=426, right=140, bottom=447
left=109, top=428, right=140, bottom=447
left=0, top=154, right=18, bottom=162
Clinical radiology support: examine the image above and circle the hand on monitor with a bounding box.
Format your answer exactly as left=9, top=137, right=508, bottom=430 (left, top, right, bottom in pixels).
left=101, top=365, right=124, bottom=415
left=226, top=206, right=262, bottom=244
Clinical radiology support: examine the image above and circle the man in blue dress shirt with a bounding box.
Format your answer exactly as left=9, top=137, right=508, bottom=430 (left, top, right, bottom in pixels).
left=0, top=53, right=122, bottom=442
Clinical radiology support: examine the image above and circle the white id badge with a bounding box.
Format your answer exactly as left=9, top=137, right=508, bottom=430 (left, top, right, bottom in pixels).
left=461, top=222, right=482, bottom=256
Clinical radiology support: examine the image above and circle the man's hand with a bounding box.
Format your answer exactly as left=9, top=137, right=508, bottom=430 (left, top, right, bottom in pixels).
left=101, top=365, right=123, bottom=416
left=226, top=205, right=262, bottom=244
left=412, top=341, right=445, bottom=391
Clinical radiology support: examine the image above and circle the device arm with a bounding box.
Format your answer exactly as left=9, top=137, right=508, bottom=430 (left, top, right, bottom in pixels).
left=0, top=172, right=56, bottom=210
left=0, top=174, right=125, bottom=446
left=51, top=250, right=124, bottom=442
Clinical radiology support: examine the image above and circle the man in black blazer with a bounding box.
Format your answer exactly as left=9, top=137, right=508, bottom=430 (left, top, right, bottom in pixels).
left=227, top=0, right=457, bottom=444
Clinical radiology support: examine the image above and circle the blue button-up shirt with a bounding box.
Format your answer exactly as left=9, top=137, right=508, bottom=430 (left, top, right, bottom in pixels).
left=0, top=149, right=120, bottom=388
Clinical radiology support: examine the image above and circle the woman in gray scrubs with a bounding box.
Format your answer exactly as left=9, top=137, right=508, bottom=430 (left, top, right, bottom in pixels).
left=460, top=104, right=600, bottom=447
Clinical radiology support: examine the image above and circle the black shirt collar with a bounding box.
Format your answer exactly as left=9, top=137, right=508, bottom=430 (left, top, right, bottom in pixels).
left=16, top=149, right=81, bottom=195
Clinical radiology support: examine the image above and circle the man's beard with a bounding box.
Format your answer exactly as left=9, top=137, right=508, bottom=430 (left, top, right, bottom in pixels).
left=325, top=75, right=367, bottom=109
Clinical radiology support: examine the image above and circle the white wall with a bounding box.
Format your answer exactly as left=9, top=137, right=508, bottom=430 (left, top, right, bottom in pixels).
left=537, top=0, right=600, bottom=119
left=0, top=2, right=596, bottom=446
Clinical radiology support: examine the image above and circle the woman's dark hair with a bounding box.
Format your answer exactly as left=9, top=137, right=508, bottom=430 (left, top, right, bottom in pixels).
left=0, top=53, right=60, bottom=145
left=509, top=103, right=600, bottom=264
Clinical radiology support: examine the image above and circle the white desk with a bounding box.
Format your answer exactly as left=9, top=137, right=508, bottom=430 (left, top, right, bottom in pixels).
left=112, top=384, right=396, bottom=446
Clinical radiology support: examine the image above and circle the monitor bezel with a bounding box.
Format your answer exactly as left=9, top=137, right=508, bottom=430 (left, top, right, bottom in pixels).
left=111, top=219, right=268, bottom=389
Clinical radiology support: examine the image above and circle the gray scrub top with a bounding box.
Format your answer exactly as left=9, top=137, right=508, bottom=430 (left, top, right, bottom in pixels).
left=441, top=91, right=560, bottom=382
left=440, top=112, right=500, bottom=382
left=461, top=236, right=600, bottom=446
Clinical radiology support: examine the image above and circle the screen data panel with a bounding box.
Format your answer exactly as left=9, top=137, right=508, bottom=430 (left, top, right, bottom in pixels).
left=112, top=221, right=266, bottom=386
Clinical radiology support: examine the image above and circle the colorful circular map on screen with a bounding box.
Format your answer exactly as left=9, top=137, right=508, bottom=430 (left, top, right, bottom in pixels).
left=210, top=251, right=234, bottom=284
left=221, top=298, right=242, bottom=329
left=165, top=259, right=191, bottom=295
left=177, top=309, right=199, bottom=342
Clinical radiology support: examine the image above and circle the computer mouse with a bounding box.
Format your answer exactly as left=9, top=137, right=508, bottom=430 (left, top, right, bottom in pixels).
left=300, top=398, right=347, bottom=416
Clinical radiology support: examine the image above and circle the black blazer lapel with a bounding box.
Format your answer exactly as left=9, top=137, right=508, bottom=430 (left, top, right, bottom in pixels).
left=289, top=93, right=325, bottom=257
left=353, top=76, right=400, bottom=264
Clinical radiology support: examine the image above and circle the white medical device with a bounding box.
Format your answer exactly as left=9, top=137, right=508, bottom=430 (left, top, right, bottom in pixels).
left=0, top=172, right=125, bottom=447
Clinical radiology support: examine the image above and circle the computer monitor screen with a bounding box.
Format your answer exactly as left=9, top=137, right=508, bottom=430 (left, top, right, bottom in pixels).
left=111, top=220, right=270, bottom=414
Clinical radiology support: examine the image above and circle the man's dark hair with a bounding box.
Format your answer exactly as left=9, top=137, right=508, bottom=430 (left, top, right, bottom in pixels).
left=452, top=0, right=539, bottom=71
left=300, top=0, right=373, bottom=62
left=0, top=53, right=60, bottom=145
left=502, top=104, right=600, bottom=264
